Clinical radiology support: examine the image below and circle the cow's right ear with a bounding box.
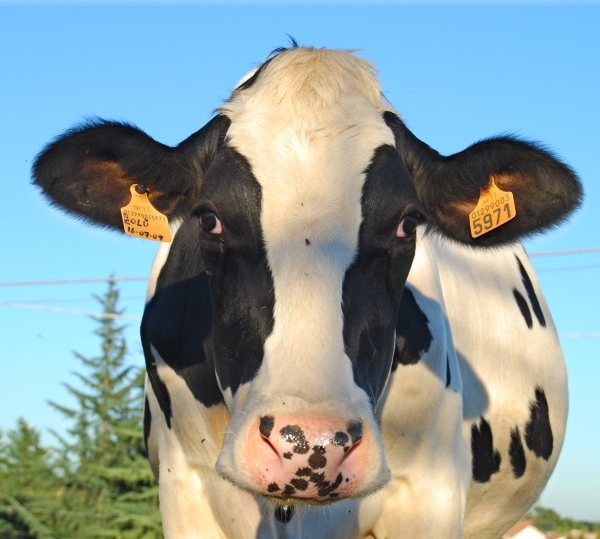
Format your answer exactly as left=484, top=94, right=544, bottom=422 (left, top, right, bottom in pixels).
left=32, top=115, right=230, bottom=231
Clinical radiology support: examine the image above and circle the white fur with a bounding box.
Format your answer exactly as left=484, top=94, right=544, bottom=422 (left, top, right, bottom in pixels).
left=146, top=48, right=567, bottom=539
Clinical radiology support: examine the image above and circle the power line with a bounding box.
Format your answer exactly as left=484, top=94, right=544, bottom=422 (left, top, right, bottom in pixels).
left=0, top=276, right=148, bottom=287
left=0, top=302, right=142, bottom=321
left=528, top=247, right=600, bottom=257
left=0, top=247, right=599, bottom=288
left=1, top=301, right=599, bottom=337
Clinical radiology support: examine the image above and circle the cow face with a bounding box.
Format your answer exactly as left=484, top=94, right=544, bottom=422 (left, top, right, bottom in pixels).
left=32, top=46, right=581, bottom=504
left=193, top=50, right=423, bottom=498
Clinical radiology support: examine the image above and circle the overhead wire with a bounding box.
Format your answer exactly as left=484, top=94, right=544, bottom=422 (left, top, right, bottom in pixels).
left=1, top=246, right=599, bottom=333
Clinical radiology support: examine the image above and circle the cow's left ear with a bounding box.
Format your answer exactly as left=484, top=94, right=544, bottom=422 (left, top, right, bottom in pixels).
left=384, top=112, right=583, bottom=246
left=33, top=115, right=230, bottom=231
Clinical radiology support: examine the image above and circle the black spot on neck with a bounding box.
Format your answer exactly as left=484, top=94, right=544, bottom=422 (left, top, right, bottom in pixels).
left=471, top=417, right=501, bottom=483
left=509, top=427, right=527, bottom=478
left=513, top=289, right=533, bottom=329
left=516, top=256, right=546, bottom=327
left=525, top=387, right=553, bottom=460
left=393, top=287, right=433, bottom=368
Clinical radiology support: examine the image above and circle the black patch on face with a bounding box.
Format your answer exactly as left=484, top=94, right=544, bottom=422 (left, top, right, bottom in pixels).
left=283, top=452, right=293, bottom=460
left=343, top=146, right=422, bottom=404
left=267, top=482, right=280, bottom=493
left=509, top=427, right=527, bottom=478
left=471, top=417, right=502, bottom=483
left=346, top=421, right=363, bottom=444
left=141, top=219, right=225, bottom=427
left=445, top=355, right=451, bottom=388
left=393, top=287, right=433, bottom=369
left=260, top=415, right=275, bottom=438
left=296, top=467, right=312, bottom=477
left=280, top=425, right=310, bottom=455
left=308, top=446, right=327, bottom=469
left=516, top=256, right=546, bottom=327
left=513, top=289, right=533, bottom=329
left=308, top=470, right=339, bottom=496
left=198, top=147, right=275, bottom=396
left=282, top=484, right=296, bottom=497
left=332, top=432, right=349, bottom=447
left=143, top=396, right=151, bottom=457
left=290, top=478, right=309, bottom=491
left=274, top=505, right=295, bottom=523
left=525, top=388, right=553, bottom=460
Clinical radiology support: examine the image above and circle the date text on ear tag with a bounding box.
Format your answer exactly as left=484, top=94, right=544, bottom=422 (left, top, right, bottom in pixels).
left=121, top=185, right=171, bottom=242
left=469, top=177, right=516, bottom=238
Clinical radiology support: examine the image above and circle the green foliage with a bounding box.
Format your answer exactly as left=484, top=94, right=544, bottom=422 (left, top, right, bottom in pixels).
left=526, top=506, right=600, bottom=533
left=0, top=281, right=162, bottom=539
left=0, top=421, right=58, bottom=538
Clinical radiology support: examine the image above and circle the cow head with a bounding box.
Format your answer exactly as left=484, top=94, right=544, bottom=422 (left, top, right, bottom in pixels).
left=33, top=46, right=581, bottom=504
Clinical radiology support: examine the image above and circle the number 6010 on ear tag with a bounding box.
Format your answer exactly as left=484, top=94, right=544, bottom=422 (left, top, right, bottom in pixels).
left=120, top=184, right=172, bottom=242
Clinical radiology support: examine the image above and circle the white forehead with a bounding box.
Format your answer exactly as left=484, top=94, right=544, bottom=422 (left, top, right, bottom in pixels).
left=220, top=48, right=398, bottom=401
left=221, top=47, right=396, bottom=253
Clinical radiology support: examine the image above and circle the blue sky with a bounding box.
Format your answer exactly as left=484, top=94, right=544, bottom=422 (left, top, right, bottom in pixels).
left=1, top=1, right=599, bottom=522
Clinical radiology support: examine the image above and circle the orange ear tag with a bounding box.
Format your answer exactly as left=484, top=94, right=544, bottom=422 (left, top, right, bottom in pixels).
left=469, top=177, right=517, bottom=238
left=121, top=185, right=172, bottom=242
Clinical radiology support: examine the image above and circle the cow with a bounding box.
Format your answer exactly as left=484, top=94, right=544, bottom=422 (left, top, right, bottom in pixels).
left=33, top=45, right=582, bottom=539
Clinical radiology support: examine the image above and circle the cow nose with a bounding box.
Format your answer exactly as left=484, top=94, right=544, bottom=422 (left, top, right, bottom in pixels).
left=250, top=415, right=365, bottom=500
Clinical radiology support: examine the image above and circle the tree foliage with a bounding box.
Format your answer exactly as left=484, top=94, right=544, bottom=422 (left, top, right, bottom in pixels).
left=0, top=281, right=161, bottom=538
left=526, top=506, right=600, bottom=534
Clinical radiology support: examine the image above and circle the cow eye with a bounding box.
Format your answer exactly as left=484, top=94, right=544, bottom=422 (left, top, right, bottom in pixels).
left=396, top=214, right=419, bottom=238
left=200, top=211, right=222, bottom=234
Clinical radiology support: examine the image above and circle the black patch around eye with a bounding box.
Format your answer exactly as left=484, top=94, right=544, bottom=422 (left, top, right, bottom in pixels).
left=199, top=211, right=218, bottom=232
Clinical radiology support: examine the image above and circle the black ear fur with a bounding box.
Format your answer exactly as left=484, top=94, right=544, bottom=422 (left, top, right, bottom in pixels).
left=383, top=112, right=582, bottom=246
left=32, top=114, right=230, bottom=231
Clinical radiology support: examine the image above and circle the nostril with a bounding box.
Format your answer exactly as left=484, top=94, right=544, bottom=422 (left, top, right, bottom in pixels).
left=346, top=420, right=363, bottom=444
left=261, top=434, right=280, bottom=457
left=340, top=438, right=362, bottom=464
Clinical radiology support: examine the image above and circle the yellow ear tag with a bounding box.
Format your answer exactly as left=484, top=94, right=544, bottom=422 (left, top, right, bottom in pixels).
left=121, top=185, right=172, bottom=242
left=469, top=177, right=517, bottom=238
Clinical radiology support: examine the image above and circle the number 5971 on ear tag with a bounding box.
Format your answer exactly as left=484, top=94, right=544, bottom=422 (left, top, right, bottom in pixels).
left=469, top=177, right=517, bottom=238
left=121, top=185, right=172, bottom=242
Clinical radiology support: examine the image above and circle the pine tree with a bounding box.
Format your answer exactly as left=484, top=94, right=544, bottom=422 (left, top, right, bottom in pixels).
left=0, top=419, right=58, bottom=538
left=49, top=280, right=161, bottom=538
